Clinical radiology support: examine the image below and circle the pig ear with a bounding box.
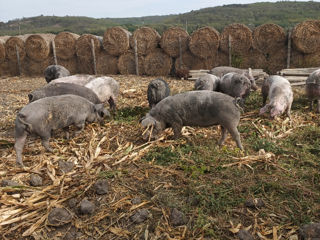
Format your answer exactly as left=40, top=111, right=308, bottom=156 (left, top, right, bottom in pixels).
left=28, top=94, right=33, bottom=102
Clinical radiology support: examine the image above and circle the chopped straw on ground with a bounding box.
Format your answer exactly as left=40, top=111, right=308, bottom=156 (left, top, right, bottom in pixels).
left=25, top=34, right=55, bottom=62
left=292, top=20, right=320, bottom=54
left=220, top=23, right=253, bottom=54
left=160, top=27, right=190, bottom=58
left=103, top=26, right=132, bottom=56
left=253, top=23, right=286, bottom=54
left=129, top=27, right=160, bottom=56
left=189, top=26, right=220, bottom=59
left=54, top=32, right=80, bottom=60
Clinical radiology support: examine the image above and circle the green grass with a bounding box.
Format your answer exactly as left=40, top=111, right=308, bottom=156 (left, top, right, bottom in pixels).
left=113, top=106, right=148, bottom=123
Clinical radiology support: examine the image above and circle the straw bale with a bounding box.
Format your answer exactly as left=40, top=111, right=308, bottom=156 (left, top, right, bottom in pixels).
left=76, top=34, right=102, bottom=62
left=96, top=51, right=119, bottom=75
left=5, top=35, right=30, bottom=62
left=174, top=50, right=216, bottom=71
left=118, top=50, right=145, bottom=75
left=77, top=57, right=95, bottom=74
left=253, top=23, right=286, bottom=54
left=144, top=48, right=172, bottom=76
left=291, top=50, right=320, bottom=68
left=292, top=20, right=320, bottom=54
left=54, top=32, right=80, bottom=60
left=0, top=59, right=19, bottom=76
left=25, top=34, right=55, bottom=62
left=189, top=27, right=220, bottom=59
left=57, top=56, right=79, bottom=75
left=0, top=37, right=9, bottom=63
left=265, top=48, right=287, bottom=74
left=103, top=26, right=132, bottom=56
left=129, top=27, right=160, bottom=56
left=160, top=27, right=190, bottom=58
left=220, top=23, right=253, bottom=54
left=22, top=56, right=54, bottom=76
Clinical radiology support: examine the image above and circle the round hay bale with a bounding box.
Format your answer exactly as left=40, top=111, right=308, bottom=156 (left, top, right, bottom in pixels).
left=144, top=48, right=172, bottom=76
left=291, top=50, right=320, bottom=68
left=174, top=50, right=216, bottom=70
left=25, top=34, right=55, bottom=62
left=0, top=59, right=19, bottom=76
left=22, top=56, right=54, bottom=76
left=253, top=23, right=286, bottom=54
left=160, top=27, right=190, bottom=58
left=96, top=51, right=119, bottom=75
left=57, top=56, right=79, bottom=75
left=55, top=32, right=80, bottom=60
left=5, top=34, right=30, bottom=62
left=77, top=57, right=95, bottom=74
left=117, top=50, right=145, bottom=75
left=129, top=27, right=160, bottom=56
left=292, top=20, right=320, bottom=54
left=220, top=23, right=253, bottom=54
left=266, top=48, right=287, bottom=74
left=103, top=26, right=132, bottom=56
left=76, top=34, right=102, bottom=61
left=189, top=27, right=220, bottom=59
left=0, top=36, right=9, bottom=63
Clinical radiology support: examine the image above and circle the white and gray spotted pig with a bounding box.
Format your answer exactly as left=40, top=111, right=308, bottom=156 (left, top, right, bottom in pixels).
left=44, top=65, right=70, bottom=83
left=14, top=94, right=110, bottom=167
left=140, top=90, right=243, bottom=150
left=194, top=74, right=220, bottom=91
left=50, top=75, right=120, bottom=110
left=306, top=68, right=320, bottom=113
left=260, top=75, right=293, bottom=118
left=210, top=66, right=258, bottom=91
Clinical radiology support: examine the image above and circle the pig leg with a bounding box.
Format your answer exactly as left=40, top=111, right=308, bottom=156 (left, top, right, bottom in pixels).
left=108, top=97, right=116, bottom=111
left=309, top=99, right=314, bottom=111
left=316, top=99, right=320, bottom=113
left=41, top=134, right=53, bottom=153
left=14, top=132, right=28, bottom=167
left=227, top=125, right=243, bottom=150
left=74, top=121, right=85, bottom=136
left=218, top=126, right=228, bottom=146
left=172, top=123, right=182, bottom=139
left=287, top=102, right=292, bottom=119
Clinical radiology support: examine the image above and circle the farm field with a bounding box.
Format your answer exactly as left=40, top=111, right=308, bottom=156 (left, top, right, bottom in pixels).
left=0, top=75, right=320, bottom=239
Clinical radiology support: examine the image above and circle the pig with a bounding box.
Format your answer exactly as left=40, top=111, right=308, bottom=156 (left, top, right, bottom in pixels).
left=260, top=75, right=293, bottom=118
left=210, top=66, right=258, bottom=90
left=147, top=78, right=170, bottom=108
left=140, top=90, right=243, bottom=150
left=305, top=69, right=320, bottom=113
left=28, top=82, right=101, bottom=104
left=44, top=65, right=70, bottom=83
left=194, top=74, right=220, bottom=91
left=218, top=72, right=251, bottom=104
left=14, top=94, right=110, bottom=167
left=51, top=75, right=120, bottom=110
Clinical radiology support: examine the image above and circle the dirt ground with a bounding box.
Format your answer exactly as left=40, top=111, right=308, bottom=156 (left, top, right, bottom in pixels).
left=0, top=75, right=320, bottom=240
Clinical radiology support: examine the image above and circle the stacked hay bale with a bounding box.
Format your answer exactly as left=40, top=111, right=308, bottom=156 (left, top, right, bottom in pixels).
left=187, top=26, right=220, bottom=70
left=76, top=34, right=102, bottom=74
left=54, top=32, right=80, bottom=74
left=117, top=50, right=145, bottom=75
left=0, top=36, right=11, bottom=76
left=23, top=34, right=55, bottom=76
left=291, top=20, right=320, bottom=68
left=144, top=48, right=172, bottom=76
left=220, top=23, right=253, bottom=68
left=96, top=52, right=119, bottom=75
left=252, top=23, right=286, bottom=73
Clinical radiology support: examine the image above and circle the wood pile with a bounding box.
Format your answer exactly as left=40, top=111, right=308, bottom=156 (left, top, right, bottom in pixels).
left=278, top=67, right=319, bottom=86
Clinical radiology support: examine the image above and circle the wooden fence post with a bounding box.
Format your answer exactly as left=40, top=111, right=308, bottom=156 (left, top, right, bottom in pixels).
left=228, top=35, right=232, bottom=67
left=52, top=41, right=57, bottom=65
left=134, top=38, right=139, bottom=75
left=287, top=29, right=292, bottom=69
left=15, top=45, right=21, bottom=76
left=91, top=39, right=97, bottom=75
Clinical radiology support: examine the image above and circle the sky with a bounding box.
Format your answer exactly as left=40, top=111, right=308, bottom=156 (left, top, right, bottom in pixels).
left=0, top=0, right=315, bottom=23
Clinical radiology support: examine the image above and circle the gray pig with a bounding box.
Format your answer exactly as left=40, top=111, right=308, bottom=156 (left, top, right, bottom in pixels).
left=51, top=75, right=119, bottom=110
left=260, top=75, right=293, bottom=118
left=194, top=74, right=220, bottom=91
left=14, top=94, right=110, bottom=166
left=306, top=69, right=320, bottom=113
left=147, top=78, right=170, bottom=108
left=28, top=82, right=101, bottom=104
left=140, top=90, right=243, bottom=150
left=219, top=73, right=252, bottom=102
left=44, top=65, right=70, bottom=83
left=210, top=66, right=258, bottom=90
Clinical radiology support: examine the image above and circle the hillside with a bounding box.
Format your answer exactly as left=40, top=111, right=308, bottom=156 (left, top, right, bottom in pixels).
left=1, top=1, right=320, bottom=36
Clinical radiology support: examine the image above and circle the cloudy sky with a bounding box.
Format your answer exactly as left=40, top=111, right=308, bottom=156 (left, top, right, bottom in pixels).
left=0, top=0, right=315, bottom=22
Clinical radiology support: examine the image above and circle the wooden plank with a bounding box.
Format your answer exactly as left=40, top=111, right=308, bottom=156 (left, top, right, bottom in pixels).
left=291, top=82, right=306, bottom=86
left=278, top=68, right=318, bottom=76
left=284, top=76, right=307, bottom=82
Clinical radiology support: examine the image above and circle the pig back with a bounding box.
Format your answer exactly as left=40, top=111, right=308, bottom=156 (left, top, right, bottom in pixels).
left=84, top=77, right=120, bottom=103
left=50, top=74, right=95, bottom=85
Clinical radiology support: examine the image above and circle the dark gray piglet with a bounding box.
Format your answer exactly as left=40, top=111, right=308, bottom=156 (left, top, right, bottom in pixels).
left=306, top=68, right=320, bottom=113
left=210, top=66, right=258, bottom=90
left=14, top=94, right=110, bottom=167
left=260, top=75, right=293, bottom=118
left=28, top=82, right=101, bottom=104
left=194, top=74, right=220, bottom=91
left=44, top=65, right=70, bottom=83
left=140, top=90, right=243, bottom=150
left=147, top=78, right=170, bottom=108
